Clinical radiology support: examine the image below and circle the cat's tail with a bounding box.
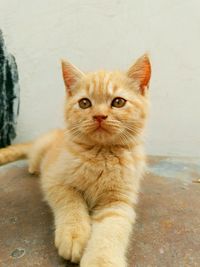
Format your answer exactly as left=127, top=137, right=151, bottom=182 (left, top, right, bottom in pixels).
left=0, top=143, right=32, bottom=165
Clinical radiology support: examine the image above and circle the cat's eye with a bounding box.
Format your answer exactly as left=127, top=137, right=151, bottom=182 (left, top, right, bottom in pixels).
left=79, top=98, right=92, bottom=109
left=111, top=97, right=126, bottom=108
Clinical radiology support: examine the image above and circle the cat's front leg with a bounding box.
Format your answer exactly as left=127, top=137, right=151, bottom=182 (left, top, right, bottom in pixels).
left=43, top=181, right=91, bottom=263
left=80, top=203, right=136, bottom=267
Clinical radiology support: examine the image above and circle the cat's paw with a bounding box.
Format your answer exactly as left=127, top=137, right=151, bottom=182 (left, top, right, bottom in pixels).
left=55, top=224, right=91, bottom=263
left=28, top=165, right=39, bottom=175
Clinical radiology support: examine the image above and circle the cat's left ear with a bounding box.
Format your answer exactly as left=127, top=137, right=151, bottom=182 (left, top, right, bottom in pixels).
left=61, top=59, right=85, bottom=96
left=127, top=54, right=151, bottom=95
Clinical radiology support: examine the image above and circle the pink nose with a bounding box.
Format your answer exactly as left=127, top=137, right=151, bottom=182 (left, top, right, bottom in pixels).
left=93, top=115, right=108, bottom=123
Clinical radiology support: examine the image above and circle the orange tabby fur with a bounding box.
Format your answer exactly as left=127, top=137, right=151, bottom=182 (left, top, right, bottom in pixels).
left=0, top=54, right=151, bottom=267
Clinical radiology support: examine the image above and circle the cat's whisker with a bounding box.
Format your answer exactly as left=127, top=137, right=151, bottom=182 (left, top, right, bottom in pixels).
left=118, top=134, right=131, bottom=150
left=125, top=127, right=141, bottom=135
left=65, top=127, right=85, bottom=141
left=117, top=127, right=140, bottom=149
left=106, top=122, right=121, bottom=127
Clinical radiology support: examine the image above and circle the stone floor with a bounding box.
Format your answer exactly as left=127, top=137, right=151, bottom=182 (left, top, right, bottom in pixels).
left=0, top=156, right=200, bottom=267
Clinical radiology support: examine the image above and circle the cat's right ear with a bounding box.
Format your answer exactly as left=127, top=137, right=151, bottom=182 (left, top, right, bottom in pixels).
left=61, top=60, right=84, bottom=96
left=127, top=54, right=151, bottom=96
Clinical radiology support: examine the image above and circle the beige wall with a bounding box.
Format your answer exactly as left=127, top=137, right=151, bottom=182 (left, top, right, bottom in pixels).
left=0, top=0, right=199, bottom=157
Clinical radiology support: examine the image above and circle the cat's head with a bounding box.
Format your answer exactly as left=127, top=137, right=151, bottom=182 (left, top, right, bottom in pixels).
left=61, top=54, right=151, bottom=146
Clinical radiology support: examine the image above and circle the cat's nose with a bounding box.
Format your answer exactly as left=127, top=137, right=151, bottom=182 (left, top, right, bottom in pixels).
left=93, top=115, right=108, bottom=123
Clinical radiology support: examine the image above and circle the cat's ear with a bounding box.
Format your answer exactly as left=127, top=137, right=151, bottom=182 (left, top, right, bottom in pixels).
left=127, top=54, right=151, bottom=95
left=61, top=59, right=85, bottom=95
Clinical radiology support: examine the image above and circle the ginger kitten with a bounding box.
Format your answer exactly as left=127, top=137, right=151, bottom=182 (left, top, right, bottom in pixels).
left=0, top=54, right=151, bottom=267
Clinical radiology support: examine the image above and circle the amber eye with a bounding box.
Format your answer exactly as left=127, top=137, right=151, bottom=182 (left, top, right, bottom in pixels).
left=111, top=97, right=126, bottom=108
left=79, top=98, right=92, bottom=109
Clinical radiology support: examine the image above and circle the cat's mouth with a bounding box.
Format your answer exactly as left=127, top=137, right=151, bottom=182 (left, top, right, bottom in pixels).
left=91, top=120, right=121, bottom=135
left=93, top=124, right=110, bottom=133
left=79, top=120, right=121, bottom=138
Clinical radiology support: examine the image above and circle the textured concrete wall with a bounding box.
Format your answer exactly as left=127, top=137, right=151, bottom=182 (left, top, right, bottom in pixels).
left=0, top=0, right=199, bottom=157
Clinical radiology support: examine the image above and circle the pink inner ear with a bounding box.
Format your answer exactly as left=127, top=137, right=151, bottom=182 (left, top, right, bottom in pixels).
left=63, top=68, right=74, bottom=90
left=61, top=60, right=84, bottom=96
left=128, top=55, right=151, bottom=95
left=61, top=63, right=76, bottom=96
left=140, top=57, right=151, bottom=94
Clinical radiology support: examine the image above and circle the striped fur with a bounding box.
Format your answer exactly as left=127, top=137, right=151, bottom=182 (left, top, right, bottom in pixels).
left=0, top=54, right=151, bottom=267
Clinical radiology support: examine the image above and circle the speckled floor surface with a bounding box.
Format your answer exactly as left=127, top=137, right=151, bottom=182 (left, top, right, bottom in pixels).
left=0, top=156, right=200, bottom=267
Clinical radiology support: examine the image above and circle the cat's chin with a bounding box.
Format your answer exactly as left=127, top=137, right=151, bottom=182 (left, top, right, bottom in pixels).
left=87, top=131, right=113, bottom=145
left=86, top=131, right=128, bottom=146
left=92, top=125, right=110, bottom=134
left=69, top=130, right=115, bottom=146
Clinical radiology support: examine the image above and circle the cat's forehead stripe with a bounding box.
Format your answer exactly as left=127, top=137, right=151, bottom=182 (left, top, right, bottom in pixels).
left=94, top=73, right=100, bottom=92
left=102, top=74, right=109, bottom=95
left=89, top=74, right=99, bottom=95
left=103, top=73, right=111, bottom=94
left=107, top=81, right=113, bottom=95
left=85, top=82, right=90, bottom=95
left=85, top=71, right=123, bottom=98
left=88, top=81, right=94, bottom=95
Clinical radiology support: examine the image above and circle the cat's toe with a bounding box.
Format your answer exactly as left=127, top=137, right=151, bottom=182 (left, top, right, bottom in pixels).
left=28, top=166, right=39, bottom=175
left=71, top=238, right=85, bottom=263
left=55, top=225, right=90, bottom=263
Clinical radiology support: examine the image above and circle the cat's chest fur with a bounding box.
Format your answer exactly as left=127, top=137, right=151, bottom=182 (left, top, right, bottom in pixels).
left=60, top=145, right=144, bottom=209
left=43, top=146, right=144, bottom=209
left=65, top=146, right=122, bottom=187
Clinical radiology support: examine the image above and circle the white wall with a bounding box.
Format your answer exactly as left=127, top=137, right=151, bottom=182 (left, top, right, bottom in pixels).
left=0, top=0, right=199, bottom=157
